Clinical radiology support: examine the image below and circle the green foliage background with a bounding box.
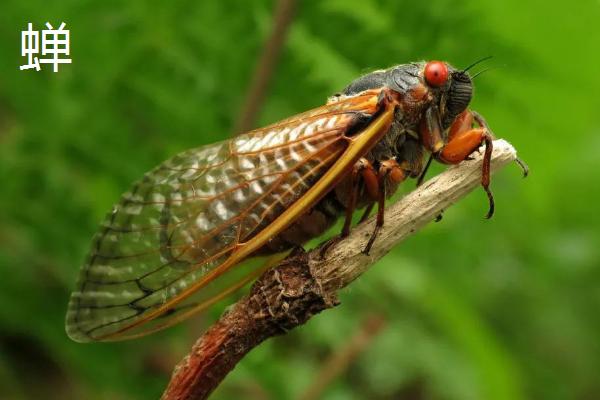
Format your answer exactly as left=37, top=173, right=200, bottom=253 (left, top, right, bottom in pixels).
left=1, top=1, right=599, bottom=399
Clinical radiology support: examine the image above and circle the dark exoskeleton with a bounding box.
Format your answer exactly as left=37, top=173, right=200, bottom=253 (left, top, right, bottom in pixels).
left=262, top=60, right=528, bottom=255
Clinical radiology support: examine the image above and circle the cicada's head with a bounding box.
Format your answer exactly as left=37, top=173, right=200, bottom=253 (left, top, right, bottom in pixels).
left=418, top=61, right=473, bottom=129
left=340, top=60, right=474, bottom=132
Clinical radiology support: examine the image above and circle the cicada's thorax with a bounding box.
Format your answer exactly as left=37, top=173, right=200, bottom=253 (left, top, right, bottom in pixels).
left=260, top=65, right=429, bottom=253
left=261, top=61, right=474, bottom=254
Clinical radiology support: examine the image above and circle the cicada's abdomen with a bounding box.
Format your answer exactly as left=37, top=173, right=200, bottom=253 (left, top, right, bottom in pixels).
left=66, top=91, right=384, bottom=342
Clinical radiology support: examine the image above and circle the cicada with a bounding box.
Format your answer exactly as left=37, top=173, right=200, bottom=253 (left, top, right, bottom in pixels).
left=66, top=60, right=526, bottom=342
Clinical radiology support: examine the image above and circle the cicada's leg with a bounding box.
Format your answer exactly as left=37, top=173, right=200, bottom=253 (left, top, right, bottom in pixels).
left=421, top=108, right=494, bottom=218
left=341, top=158, right=377, bottom=237
left=319, top=157, right=376, bottom=259
left=362, top=158, right=407, bottom=255
left=469, top=112, right=529, bottom=178
left=433, top=109, right=495, bottom=218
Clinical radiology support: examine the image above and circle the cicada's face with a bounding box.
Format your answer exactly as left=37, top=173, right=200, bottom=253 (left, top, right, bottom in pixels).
left=417, top=61, right=473, bottom=129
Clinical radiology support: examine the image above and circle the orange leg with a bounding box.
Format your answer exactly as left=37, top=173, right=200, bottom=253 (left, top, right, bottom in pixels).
left=324, top=157, right=408, bottom=257
left=435, top=109, right=495, bottom=218
left=438, top=127, right=489, bottom=164
left=320, top=157, right=378, bottom=259
left=341, top=158, right=377, bottom=237
left=362, top=159, right=407, bottom=255
left=447, top=109, right=474, bottom=142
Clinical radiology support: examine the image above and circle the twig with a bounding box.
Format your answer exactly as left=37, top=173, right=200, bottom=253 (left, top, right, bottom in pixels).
left=297, top=314, right=387, bottom=400
left=233, top=0, right=297, bottom=134
left=161, top=139, right=520, bottom=400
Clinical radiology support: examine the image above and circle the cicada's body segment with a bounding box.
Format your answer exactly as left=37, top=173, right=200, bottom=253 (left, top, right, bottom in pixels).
left=67, top=60, right=522, bottom=342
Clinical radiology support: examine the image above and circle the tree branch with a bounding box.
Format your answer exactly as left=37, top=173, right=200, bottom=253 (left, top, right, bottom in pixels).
left=162, top=139, right=521, bottom=400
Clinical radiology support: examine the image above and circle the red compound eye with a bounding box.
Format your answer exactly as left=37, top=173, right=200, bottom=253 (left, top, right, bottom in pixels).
left=424, top=61, right=449, bottom=87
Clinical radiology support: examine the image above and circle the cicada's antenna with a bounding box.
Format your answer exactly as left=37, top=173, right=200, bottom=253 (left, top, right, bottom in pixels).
left=461, top=56, right=493, bottom=74
left=471, top=67, right=494, bottom=79
left=471, top=63, right=507, bottom=80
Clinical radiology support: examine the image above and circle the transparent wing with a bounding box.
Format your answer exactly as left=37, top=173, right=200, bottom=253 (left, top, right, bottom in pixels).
left=66, top=92, right=382, bottom=342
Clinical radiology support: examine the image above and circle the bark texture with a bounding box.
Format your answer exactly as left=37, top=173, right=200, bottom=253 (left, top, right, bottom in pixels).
left=162, top=139, right=520, bottom=400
